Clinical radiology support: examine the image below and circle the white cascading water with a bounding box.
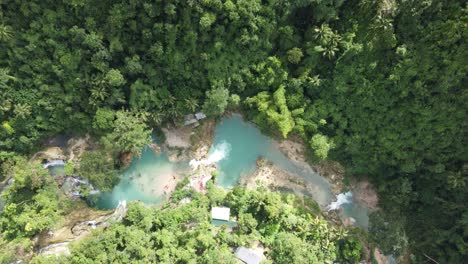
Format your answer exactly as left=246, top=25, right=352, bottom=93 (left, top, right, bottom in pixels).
left=189, top=141, right=231, bottom=169
left=43, top=159, right=65, bottom=169
left=112, top=200, right=127, bottom=221
left=327, top=191, right=353, bottom=211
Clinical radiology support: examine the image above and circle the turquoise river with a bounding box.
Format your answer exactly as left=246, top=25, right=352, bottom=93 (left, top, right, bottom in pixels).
left=94, top=115, right=370, bottom=228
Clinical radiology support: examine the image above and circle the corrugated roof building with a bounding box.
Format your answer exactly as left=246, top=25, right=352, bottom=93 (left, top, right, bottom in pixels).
left=235, top=247, right=263, bottom=264
left=211, top=207, right=230, bottom=221
left=195, top=112, right=206, bottom=120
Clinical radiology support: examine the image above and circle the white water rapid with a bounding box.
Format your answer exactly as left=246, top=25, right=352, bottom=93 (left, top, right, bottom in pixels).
left=189, top=141, right=231, bottom=169
left=327, top=191, right=353, bottom=211
left=43, top=159, right=65, bottom=168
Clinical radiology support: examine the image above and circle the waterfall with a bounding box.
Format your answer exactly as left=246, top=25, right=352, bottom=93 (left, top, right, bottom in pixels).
left=189, top=141, right=231, bottom=169
left=0, top=178, right=15, bottom=212
left=43, top=159, right=65, bottom=169
left=39, top=241, right=70, bottom=254
left=64, top=177, right=100, bottom=197
left=112, top=200, right=127, bottom=221
left=0, top=178, right=14, bottom=194
left=327, top=192, right=353, bottom=211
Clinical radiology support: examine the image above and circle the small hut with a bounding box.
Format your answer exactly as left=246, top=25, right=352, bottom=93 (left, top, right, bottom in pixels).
left=195, top=112, right=207, bottom=120
left=211, top=207, right=237, bottom=227
left=184, top=114, right=198, bottom=126
left=235, top=247, right=263, bottom=264
left=211, top=207, right=230, bottom=221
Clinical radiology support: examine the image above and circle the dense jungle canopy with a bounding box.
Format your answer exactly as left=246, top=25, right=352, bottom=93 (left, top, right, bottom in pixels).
left=0, top=0, right=466, bottom=263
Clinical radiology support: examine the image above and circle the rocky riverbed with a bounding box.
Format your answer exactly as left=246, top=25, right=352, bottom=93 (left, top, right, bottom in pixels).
left=24, top=114, right=384, bottom=261
left=36, top=200, right=127, bottom=257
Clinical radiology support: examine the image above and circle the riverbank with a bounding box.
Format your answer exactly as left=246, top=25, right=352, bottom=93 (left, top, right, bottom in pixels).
left=28, top=113, right=385, bottom=261
left=161, top=118, right=216, bottom=162
left=29, top=135, right=94, bottom=165
left=240, top=157, right=315, bottom=198
left=36, top=200, right=127, bottom=257
left=277, top=139, right=379, bottom=210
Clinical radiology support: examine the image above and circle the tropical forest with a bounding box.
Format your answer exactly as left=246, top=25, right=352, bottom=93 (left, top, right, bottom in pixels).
left=0, top=0, right=466, bottom=263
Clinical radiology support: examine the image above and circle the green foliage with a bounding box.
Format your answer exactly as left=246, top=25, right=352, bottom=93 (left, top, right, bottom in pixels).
left=202, top=86, right=229, bottom=117
left=1, top=121, right=14, bottom=135
left=0, top=24, right=13, bottom=41
left=246, top=57, right=288, bottom=92
left=228, top=94, right=241, bottom=108
left=102, top=110, right=152, bottom=157
left=64, top=161, right=74, bottom=176
left=270, top=232, right=322, bottom=263
left=0, top=161, right=64, bottom=239
left=0, top=0, right=465, bottom=261
left=105, top=69, right=125, bottom=87
left=309, top=134, right=334, bottom=160
left=245, top=86, right=296, bottom=138
left=0, top=237, right=32, bottom=263
left=33, top=187, right=363, bottom=263
left=369, top=211, right=408, bottom=256
left=287, top=47, right=304, bottom=64
left=337, top=236, right=365, bottom=263
left=92, top=108, right=115, bottom=133
left=76, top=150, right=119, bottom=192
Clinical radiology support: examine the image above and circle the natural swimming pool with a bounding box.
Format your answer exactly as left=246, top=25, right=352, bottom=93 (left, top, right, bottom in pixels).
left=93, top=115, right=370, bottom=227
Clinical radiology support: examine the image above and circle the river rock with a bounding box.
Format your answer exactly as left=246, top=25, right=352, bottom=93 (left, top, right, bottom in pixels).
left=119, top=151, right=133, bottom=166
left=242, top=158, right=309, bottom=196
left=162, top=126, right=192, bottom=148
left=39, top=242, right=71, bottom=257
left=168, top=152, right=178, bottom=162
left=372, top=248, right=396, bottom=264
left=353, top=181, right=378, bottom=210
left=278, top=139, right=307, bottom=164
left=342, top=217, right=357, bottom=227
left=61, top=176, right=99, bottom=198
left=149, top=143, right=161, bottom=154
left=312, top=161, right=346, bottom=195
left=67, top=136, right=91, bottom=162
left=30, top=147, right=67, bottom=163
left=37, top=201, right=127, bottom=258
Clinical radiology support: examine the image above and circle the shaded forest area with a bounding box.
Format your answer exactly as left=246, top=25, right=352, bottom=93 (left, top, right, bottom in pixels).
left=0, top=0, right=466, bottom=262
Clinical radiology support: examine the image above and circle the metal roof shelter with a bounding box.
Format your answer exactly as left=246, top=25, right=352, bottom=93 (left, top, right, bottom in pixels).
left=235, top=247, right=263, bottom=264
left=195, top=112, right=207, bottom=120
left=184, top=114, right=198, bottom=126
left=211, top=207, right=230, bottom=221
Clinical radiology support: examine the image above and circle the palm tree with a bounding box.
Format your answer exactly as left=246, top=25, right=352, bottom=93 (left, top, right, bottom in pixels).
left=322, top=45, right=339, bottom=60
left=166, top=94, right=176, bottom=106
left=150, top=112, right=164, bottom=126
left=90, top=86, right=108, bottom=106
left=310, top=75, right=321, bottom=87
left=335, top=226, right=348, bottom=240
left=0, top=68, right=16, bottom=89
left=314, top=24, right=332, bottom=41
left=14, top=103, right=32, bottom=119
left=0, top=24, right=13, bottom=41
left=184, top=97, right=198, bottom=112
left=373, top=15, right=393, bottom=31
left=165, top=105, right=182, bottom=126
left=447, top=172, right=467, bottom=189
left=329, top=34, right=342, bottom=47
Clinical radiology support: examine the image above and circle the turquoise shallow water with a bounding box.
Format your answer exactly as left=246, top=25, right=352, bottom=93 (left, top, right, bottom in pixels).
left=341, top=201, right=370, bottom=228
left=95, top=148, right=189, bottom=209
left=94, top=115, right=369, bottom=228
left=212, top=115, right=334, bottom=206
left=48, top=165, right=65, bottom=177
